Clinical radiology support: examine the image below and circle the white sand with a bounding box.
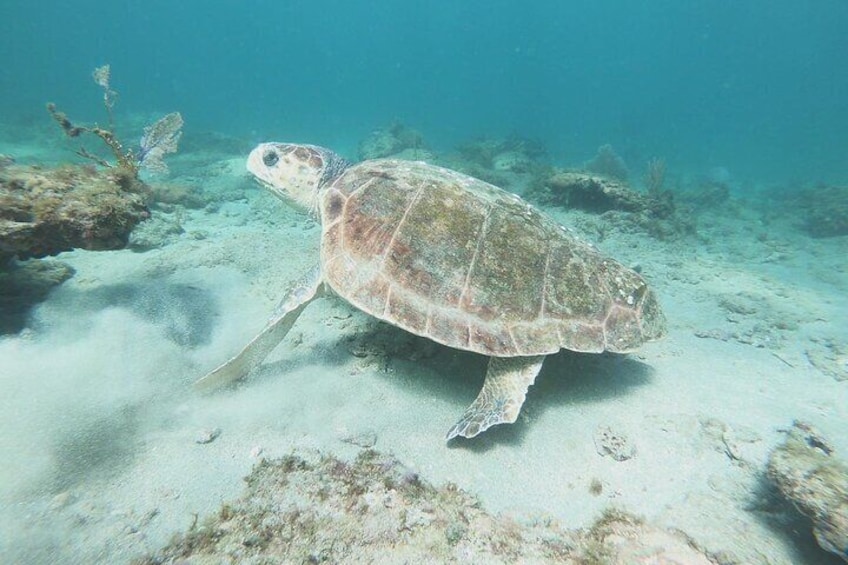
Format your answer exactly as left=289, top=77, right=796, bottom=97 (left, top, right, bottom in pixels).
left=0, top=155, right=846, bottom=564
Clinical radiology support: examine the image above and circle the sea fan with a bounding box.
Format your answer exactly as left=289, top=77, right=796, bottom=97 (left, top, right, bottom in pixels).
left=138, top=112, right=183, bottom=175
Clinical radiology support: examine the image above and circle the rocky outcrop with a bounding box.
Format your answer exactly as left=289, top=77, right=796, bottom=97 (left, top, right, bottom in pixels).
left=140, top=449, right=717, bottom=564
left=538, top=171, right=664, bottom=214
left=768, top=421, right=848, bottom=562
left=0, top=161, right=149, bottom=263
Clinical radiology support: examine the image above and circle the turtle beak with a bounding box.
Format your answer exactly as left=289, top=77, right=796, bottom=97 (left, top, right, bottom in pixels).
left=250, top=174, right=274, bottom=191
left=246, top=144, right=270, bottom=179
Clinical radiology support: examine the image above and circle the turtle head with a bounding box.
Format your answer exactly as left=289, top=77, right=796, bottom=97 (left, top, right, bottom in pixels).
left=247, top=142, right=350, bottom=213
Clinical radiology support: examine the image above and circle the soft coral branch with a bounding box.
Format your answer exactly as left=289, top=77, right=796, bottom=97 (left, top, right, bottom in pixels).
left=47, top=65, right=183, bottom=178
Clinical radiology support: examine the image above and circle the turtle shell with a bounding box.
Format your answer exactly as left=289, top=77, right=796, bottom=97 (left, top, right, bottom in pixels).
left=319, top=159, right=665, bottom=356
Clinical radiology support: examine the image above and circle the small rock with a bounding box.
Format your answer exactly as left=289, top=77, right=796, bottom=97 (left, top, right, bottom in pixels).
left=588, top=478, right=604, bottom=496
left=128, top=212, right=184, bottom=250
left=195, top=428, right=222, bottom=444
left=348, top=344, right=371, bottom=358
left=338, top=428, right=378, bottom=448
left=50, top=491, right=76, bottom=510
left=594, top=425, right=636, bottom=461
left=806, top=341, right=848, bottom=382
left=721, top=426, right=762, bottom=465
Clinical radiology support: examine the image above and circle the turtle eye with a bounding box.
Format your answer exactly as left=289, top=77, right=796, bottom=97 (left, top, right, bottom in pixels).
left=262, top=150, right=279, bottom=167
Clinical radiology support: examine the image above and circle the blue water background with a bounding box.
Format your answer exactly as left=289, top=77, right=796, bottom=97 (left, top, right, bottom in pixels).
left=1, top=1, right=846, bottom=184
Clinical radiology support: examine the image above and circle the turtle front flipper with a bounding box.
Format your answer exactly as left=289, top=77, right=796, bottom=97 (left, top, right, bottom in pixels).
left=194, top=265, right=325, bottom=392
left=446, top=355, right=545, bottom=441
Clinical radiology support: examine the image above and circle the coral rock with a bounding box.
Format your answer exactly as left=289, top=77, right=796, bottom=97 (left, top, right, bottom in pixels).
left=768, top=421, right=848, bottom=562
left=140, top=449, right=717, bottom=564
left=542, top=171, right=650, bottom=213
left=0, top=163, right=149, bottom=262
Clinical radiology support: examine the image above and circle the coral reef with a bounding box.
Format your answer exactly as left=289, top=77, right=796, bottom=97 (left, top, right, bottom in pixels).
left=767, top=421, right=848, bottom=562
left=139, top=449, right=717, bottom=564
left=358, top=121, right=428, bottom=161
left=0, top=162, right=149, bottom=263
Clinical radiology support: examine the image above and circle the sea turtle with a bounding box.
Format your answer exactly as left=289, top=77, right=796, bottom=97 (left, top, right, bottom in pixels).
left=196, top=143, right=666, bottom=440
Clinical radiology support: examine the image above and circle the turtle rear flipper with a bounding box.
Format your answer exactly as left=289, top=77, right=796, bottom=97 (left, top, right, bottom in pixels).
left=446, top=355, right=545, bottom=440
left=194, top=265, right=325, bottom=392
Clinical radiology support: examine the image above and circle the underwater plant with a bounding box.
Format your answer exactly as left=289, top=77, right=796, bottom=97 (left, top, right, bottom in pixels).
left=47, top=64, right=183, bottom=177
left=642, top=157, right=666, bottom=195
left=585, top=144, right=629, bottom=181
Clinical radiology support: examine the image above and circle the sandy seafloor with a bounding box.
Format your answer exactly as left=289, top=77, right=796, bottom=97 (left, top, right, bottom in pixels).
left=0, top=134, right=846, bottom=564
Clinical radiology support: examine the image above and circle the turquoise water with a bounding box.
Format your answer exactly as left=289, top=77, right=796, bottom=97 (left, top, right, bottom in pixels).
left=2, top=1, right=847, bottom=182
left=1, top=3, right=847, bottom=564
